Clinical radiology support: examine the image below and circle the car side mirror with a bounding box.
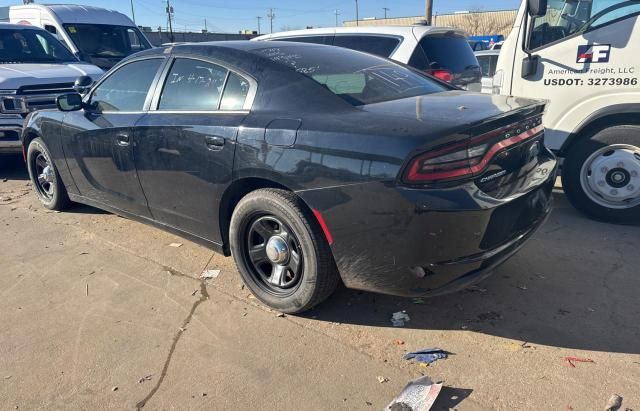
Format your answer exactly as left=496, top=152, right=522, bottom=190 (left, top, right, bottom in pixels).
left=527, top=0, right=548, bottom=17
left=73, top=75, right=93, bottom=94
left=56, top=93, right=84, bottom=112
left=521, top=54, right=540, bottom=78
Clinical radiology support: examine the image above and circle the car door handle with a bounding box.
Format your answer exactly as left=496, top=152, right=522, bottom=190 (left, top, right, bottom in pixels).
left=205, top=135, right=225, bottom=151
left=116, top=133, right=130, bottom=146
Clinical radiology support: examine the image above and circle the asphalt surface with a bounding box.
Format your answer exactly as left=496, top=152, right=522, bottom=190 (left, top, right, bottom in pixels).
left=1, top=154, right=639, bottom=410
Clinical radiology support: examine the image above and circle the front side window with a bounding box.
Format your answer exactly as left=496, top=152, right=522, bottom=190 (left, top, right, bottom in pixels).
left=158, top=58, right=251, bottom=111
left=333, top=35, right=401, bottom=58
left=0, top=28, right=76, bottom=63
left=530, top=0, right=640, bottom=49
left=89, top=59, right=163, bottom=112
left=253, top=45, right=447, bottom=106
left=64, top=24, right=152, bottom=59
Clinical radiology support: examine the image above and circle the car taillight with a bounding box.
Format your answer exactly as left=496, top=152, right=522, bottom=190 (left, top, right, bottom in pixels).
left=427, top=69, right=454, bottom=83
left=405, top=120, right=544, bottom=184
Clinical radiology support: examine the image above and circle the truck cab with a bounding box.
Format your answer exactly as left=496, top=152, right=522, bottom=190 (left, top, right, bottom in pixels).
left=494, top=0, right=640, bottom=224
left=1, top=4, right=153, bottom=70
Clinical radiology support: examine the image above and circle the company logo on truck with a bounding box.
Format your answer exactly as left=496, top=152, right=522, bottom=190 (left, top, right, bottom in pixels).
left=577, top=45, right=611, bottom=63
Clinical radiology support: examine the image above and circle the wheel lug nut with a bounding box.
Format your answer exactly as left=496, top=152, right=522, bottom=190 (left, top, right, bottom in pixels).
left=598, top=181, right=606, bottom=187
left=610, top=189, right=618, bottom=195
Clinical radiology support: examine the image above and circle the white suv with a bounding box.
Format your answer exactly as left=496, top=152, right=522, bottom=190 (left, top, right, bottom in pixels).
left=254, top=25, right=481, bottom=91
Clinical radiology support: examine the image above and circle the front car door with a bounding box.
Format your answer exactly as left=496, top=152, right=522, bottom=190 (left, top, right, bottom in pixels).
left=61, top=57, right=166, bottom=217
left=133, top=56, right=256, bottom=242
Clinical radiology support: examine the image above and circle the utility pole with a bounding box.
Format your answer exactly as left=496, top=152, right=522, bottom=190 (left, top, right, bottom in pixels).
left=130, top=0, right=136, bottom=23
left=257, top=16, right=262, bottom=34
left=355, top=0, right=359, bottom=26
left=267, top=8, right=275, bottom=34
left=204, top=18, right=207, bottom=32
left=334, top=9, right=340, bottom=26
left=425, top=0, right=433, bottom=25
left=383, top=7, right=389, bottom=19
left=165, top=0, right=174, bottom=42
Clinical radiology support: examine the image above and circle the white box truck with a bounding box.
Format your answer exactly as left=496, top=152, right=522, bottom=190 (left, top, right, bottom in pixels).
left=0, top=4, right=153, bottom=70
left=494, top=0, right=640, bottom=224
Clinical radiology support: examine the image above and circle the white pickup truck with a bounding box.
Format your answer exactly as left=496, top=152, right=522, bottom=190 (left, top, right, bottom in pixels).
left=494, top=0, right=640, bottom=224
left=0, top=23, right=102, bottom=154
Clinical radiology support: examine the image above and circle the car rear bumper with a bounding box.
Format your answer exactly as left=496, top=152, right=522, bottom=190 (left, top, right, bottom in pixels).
left=298, top=156, right=557, bottom=298
left=0, top=117, right=24, bottom=154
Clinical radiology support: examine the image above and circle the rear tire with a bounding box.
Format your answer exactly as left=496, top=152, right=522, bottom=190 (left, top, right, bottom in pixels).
left=229, top=188, right=339, bottom=314
left=562, top=126, right=640, bottom=224
left=26, top=138, right=70, bottom=211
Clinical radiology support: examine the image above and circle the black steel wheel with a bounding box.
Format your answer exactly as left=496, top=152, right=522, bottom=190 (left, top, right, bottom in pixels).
left=26, top=138, right=70, bottom=210
left=230, top=188, right=339, bottom=313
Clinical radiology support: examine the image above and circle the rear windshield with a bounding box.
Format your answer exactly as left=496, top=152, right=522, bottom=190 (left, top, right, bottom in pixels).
left=252, top=45, right=447, bottom=106
left=411, top=35, right=479, bottom=73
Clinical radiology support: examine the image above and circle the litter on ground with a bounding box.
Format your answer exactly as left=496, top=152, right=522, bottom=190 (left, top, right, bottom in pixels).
left=169, top=243, right=183, bottom=248
left=377, top=376, right=389, bottom=383
left=564, top=356, right=595, bottom=367
left=604, top=394, right=623, bottom=411
left=391, top=311, right=410, bottom=327
left=200, top=269, right=220, bottom=280
left=385, top=376, right=442, bottom=411
left=403, top=348, right=448, bottom=366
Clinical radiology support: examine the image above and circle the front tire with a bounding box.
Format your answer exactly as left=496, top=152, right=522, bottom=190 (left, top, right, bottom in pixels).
left=562, top=126, right=640, bottom=224
left=229, top=189, right=339, bottom=314
left=26, top=138, right=70, bottom=211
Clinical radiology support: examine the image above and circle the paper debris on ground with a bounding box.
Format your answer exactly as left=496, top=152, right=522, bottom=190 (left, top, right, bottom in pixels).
left=169, top=243, right=183, bottom=248
left=403, top=348, right=448, bottom=365
left=200, top=269, right=220, bottom=280
left=385, top=376, right=442, bottom=411
left=391, top=311, right=410, bottom=327
left=377, top=376, right=389, bottom=383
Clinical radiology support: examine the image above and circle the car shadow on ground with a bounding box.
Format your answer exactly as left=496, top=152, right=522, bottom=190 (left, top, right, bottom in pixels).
left=304, top=192, right=640, bottom=355
left=0, top=154, right=28, bottom=181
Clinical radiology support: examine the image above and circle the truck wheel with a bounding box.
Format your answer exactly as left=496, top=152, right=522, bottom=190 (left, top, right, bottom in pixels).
left=229, top=188, right=340, bottom=314
left=26, top=138, right=70, bottom=211
left=562, top=126, right=640, bottom=224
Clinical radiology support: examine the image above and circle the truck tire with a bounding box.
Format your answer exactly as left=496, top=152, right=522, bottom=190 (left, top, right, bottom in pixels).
left=229, top=188, right=340, bottom=314
left=562, top=126, right=640, bottom=224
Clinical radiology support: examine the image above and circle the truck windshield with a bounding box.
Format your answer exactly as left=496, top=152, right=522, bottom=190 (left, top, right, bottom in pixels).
left=0, top=28, right=77, bottom=63
left=252, top=45, right=448, bottom=106
left=63, top=24, right=151, bottom=58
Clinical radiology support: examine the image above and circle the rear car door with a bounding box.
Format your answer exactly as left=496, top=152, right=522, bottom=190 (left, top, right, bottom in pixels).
left=61, top=57, right=165, bottom=217
left=133, top=57, right=254, bottom=242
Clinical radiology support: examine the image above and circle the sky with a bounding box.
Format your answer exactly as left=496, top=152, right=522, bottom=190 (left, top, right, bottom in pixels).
left=16, top=0, right=522, bottom=33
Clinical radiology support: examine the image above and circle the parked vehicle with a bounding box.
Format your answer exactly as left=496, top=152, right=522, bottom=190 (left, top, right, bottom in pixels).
left=469, top=35, right=505, bottom=51
left=475, top=49, right=501, bottom=94
left=0, top=4, right=152, bottom=69
left=0, top=23, right=103, bottom=154
left=22, top=42, right=556, bottom=313
left=494, top=0, right=640, bottom=223
left=469, top=39, right=489, bottom=51
left=254, top=26, right=482, bottom=92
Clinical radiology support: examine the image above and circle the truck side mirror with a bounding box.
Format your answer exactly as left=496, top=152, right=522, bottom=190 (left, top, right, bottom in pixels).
left=521, top=55, right=540, bottom=78
left=73, top=76, right=93, bottom=95
left=527, top=0, right=548, bottom=17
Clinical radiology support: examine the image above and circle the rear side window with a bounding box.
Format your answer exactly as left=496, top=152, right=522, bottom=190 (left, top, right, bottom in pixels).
left=220, top=72, right=250, bottom=110
left=159, top=58, right=228, bottom=111
left=90, top=58, right=163, bottom=112
left=333, top=35, right=400, bottom=58
left=273, top=36, right=333, bottom=45
left=411, top=35, right=479, bottom=73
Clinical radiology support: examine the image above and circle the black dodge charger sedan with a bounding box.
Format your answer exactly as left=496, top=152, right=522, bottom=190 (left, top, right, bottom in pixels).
left=22, top=41, right=557, bottom=313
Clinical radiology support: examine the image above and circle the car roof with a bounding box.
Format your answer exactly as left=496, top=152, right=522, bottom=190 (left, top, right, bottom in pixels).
left=0, top=22, right=48, bottom=31
left=254, top=25, right=468, bottom=41
left=474, top=50, right=500, bottom=56
left=10, top=4, right=135, bottom=26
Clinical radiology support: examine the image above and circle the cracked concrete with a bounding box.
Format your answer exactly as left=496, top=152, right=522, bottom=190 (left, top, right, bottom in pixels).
left=1, top=156, right=639, bottom=410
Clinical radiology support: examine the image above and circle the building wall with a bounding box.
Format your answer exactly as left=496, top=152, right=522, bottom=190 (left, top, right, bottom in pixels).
left=144, top=31, right=255, bottom=46
left=344, top=10, right=518, bottom=37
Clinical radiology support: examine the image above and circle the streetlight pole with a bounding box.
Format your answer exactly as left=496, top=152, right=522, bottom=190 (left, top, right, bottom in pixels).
left=334, top=9, right=340, bottom=26
left=425, top=0, right=433, bottom=25
left=355, top=0, right=359, bottom=26
left=130, top=0, right=136, bottom=23
left=257, top=16, right=262, bottom=34
left=383, top=7, right=389, bottom=19
left=267, top=8, right=275, bottom=34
